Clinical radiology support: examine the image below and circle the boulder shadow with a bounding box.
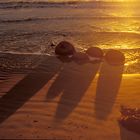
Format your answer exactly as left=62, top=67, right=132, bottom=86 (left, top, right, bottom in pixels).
left=46, top=61, right=100, bottom=121
left=0, top=56, right=63, bottom=124
left=95, top=61, right=124, bottom=120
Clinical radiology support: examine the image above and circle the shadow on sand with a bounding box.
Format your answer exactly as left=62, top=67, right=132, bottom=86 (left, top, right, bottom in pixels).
left=46, top=61, right=100, bottom=121
left=0, top=56, right=63, bottom=124
left=95, top=61, right=124, bottom=120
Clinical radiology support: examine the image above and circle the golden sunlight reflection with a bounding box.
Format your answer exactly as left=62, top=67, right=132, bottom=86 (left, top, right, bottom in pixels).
left=110, top=0, right=137, bottom=18
left=111, top=22, right=139, bottom=33
left=125, top=50, right=139, bottom=66
left=125, top=59, right=138, bottom=66
left=98, top=43, right=138, bottom=50
left=109, top=1, right=139, bottom=33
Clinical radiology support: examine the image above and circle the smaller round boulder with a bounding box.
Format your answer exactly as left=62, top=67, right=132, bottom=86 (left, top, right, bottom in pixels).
left=86, top=47, right=103, bottom=58
left=105, top=49, right=125, bottom=65
left=55, top=41, right=76, bottom=56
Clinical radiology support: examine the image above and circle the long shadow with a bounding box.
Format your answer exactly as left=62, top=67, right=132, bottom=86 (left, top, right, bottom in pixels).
left=46, top=61, right=100, bottom=121
left=0, top=56, right=63, bottom=124
left=95, top=61, right=124, bottom=120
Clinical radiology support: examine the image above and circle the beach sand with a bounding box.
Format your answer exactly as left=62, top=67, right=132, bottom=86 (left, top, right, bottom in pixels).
left=0, top=56, right=140, bottom=139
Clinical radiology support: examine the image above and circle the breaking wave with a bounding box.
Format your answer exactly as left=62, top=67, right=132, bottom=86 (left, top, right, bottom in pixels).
left=1, top=17, right=140, bottom=24
left=0, top=1, right=139, bottom=9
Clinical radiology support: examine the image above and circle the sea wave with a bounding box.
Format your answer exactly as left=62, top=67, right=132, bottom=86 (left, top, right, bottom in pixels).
left=1, top=16, right=140, bottom=24
left=0, top=1, right=139, bottom=9
left=0, top=1, right=78, bottom=9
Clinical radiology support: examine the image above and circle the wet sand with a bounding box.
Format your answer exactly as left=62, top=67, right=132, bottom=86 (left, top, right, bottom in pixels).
left=0, top=56, right=140, bottom=139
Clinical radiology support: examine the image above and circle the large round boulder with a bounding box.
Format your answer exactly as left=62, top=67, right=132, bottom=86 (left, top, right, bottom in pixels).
left=105, top=49, right=125, bottom=65
left=86, top=47, right=103, bottom=58
left=55, top=41, right=76, bottom=56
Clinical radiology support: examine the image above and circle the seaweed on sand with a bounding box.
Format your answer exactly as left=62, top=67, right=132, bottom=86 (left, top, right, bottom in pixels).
left=119, top=106, right=140, bottom=135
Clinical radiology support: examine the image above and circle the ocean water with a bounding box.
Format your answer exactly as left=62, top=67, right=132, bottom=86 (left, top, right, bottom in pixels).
left=0, top=0, right=140, bottom=73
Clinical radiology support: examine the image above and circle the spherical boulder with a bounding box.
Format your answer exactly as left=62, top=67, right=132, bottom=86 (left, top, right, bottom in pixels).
left=105, top=49, right=125, bottom=65
left=55, top=41, right=76, bottom=56
left=86, top=47, right=103, bottom=58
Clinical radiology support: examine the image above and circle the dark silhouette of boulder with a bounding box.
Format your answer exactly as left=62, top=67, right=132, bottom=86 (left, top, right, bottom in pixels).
left=105, top=49, right=125, bottom=65
left=55, top=41, right=76, bottom=56
left=86, top=47, right=103, bottom=58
